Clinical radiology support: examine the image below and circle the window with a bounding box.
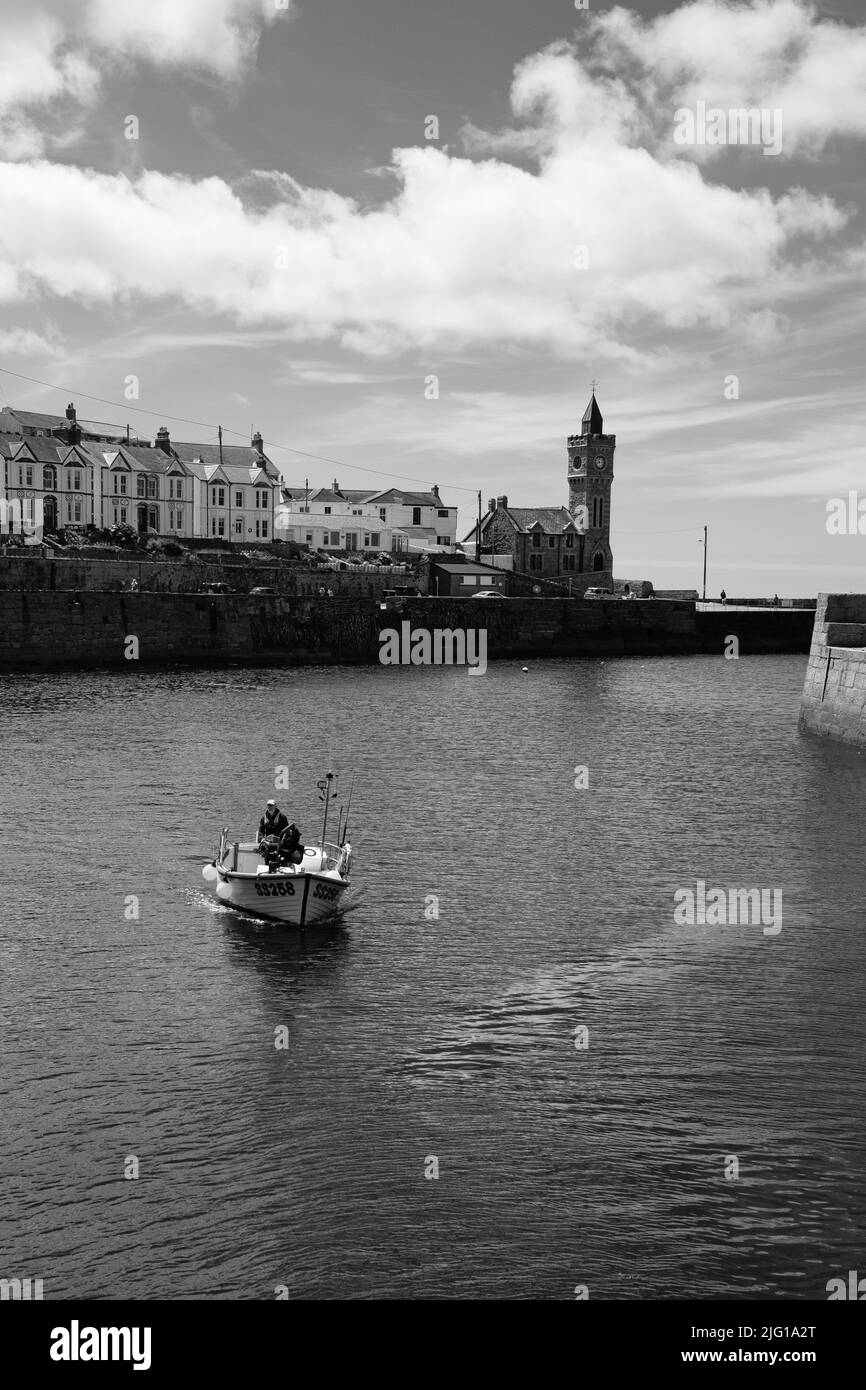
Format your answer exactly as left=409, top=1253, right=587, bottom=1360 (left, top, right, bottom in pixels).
left=353, top=509, right=363, bottom=516
left=300, top=505, right=309, bottom=514
left=306, top=532, right=313, bottom=544
left=412, top=507, right=422, bottom=525
left=42, top=465, right=56, bottom=489
left=17, top=467, right=22, bottom=485
left=120, top=475, right=127, bottom=494
left=379, top=508, right=386, bottom=522
left=330, top=531, right=340, bottom=545
left=324, top=506, right=332, bottom=515
left=257, top=489, right=268, bottom=509
left=174, top=479, right=183, bottom=500
left=261, top=520, right=268, bottom=538
left=364, top=534, right=370, bottom=547
left=113, top=508, right=118, bottom=525
left=235, top=491, right=243, bottom=508
left=592, top=497, right=605, bottom=528
left=532, top=532, right=541, bottom=548
left=67, top=500, right=72, bottom=521
left=74, top=502, right=81, bottom=522
left=74, top=471, right=81, bottom=490
left=371, top=532, right=380, bottom=547
left=234, top=520, right=243, bottom=535
left=218, top=518, right=225, bottom=536
left=593, top=552, right=604, bottom=572
left=137, top=474, right=147, bottom=497
left=563, top=554, right=576, bottom=571
left=529, top=554, right=542, bottom=571
left=565, top=534, right=574, bottom=549
left=436, top=535, right=450, bottom=546
left=25, top=466, right=33, bottom=486
left=437, top=509, right=449, bottom=518
left=548, top=536, right=556, bottom=548
left=120, top=507, right=127, bottom=523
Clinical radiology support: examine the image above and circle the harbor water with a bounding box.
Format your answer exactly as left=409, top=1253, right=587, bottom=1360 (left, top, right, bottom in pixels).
left=1, top=654, right=864, bottom=1299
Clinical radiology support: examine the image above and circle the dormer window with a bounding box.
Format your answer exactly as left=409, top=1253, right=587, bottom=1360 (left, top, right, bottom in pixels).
left=532, top=532, right=541, bottom=548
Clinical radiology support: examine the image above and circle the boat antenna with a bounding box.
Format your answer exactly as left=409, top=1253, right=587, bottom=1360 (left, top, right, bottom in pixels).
left=339, top=772, right=355, bottom=846
left=318, top=770, right=337, bottom=846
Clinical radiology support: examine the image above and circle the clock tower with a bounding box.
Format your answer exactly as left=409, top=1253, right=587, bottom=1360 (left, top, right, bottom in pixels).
left=567, top=390, right=615, bottom=576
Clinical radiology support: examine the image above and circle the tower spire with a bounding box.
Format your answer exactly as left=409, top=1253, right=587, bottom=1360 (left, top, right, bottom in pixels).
left=582, top=389, right=603, bottom=436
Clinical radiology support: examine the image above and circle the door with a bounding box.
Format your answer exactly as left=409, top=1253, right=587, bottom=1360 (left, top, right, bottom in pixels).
left=345, top=532, right=358, bottom=551
left=137, top=504, right=148, bottom=534
left=43, top=495, right=57, bottom=533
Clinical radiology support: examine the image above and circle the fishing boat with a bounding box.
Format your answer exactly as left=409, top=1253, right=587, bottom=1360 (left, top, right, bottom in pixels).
left=202, top=771, right=353, bottom=925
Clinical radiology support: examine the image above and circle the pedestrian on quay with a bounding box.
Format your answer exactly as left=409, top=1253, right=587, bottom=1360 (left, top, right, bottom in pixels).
left=720, top=589, right=727, bottom=606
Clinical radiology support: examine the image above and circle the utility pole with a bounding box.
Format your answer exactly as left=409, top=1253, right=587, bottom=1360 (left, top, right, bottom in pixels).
left=701, top=524, right=707, bottom=603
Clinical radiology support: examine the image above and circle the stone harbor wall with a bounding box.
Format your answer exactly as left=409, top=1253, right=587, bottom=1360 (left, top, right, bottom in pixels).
left=799, top=593, right=866, bottom=750
left=0, top=591, right=813, bottom=671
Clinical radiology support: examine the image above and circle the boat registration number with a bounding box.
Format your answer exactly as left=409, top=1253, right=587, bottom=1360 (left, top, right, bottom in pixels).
left=313, top=883, right=340, bottom=901
left=255, top=880, right=296, bottom=897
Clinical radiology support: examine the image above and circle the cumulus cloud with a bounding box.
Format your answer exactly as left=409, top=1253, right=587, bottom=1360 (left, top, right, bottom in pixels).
left=591, top=0, right=866, bottom=159
left=0, top=0, right=861, bottom=358
left=83, top=0, right=284, bottom=79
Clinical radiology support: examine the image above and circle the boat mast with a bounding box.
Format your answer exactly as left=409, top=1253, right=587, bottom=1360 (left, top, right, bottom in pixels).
left=319, top=770, right=336, bottom=845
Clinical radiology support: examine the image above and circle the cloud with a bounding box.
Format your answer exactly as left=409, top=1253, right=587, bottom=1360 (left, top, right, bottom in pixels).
left=590, top=0, right=866, bottom=159
left=0, top=5, right=101, bottom=156
left=0, top=327, right=64, bottom=356
left=82, top=0, right=284, bottom=79
left=0, top=1, right=861, bottom=358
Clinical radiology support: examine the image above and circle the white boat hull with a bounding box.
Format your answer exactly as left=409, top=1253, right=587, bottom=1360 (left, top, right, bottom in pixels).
left=215, top=866, right=349, bottom=924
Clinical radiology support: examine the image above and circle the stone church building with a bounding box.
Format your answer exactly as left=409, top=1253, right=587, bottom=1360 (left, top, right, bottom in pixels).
left=466, top=392, right=615, bottom=591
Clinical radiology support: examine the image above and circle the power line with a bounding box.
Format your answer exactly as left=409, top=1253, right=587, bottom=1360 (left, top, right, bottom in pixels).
left=0, top=365, right=480, bottom=494
left=615, top=526, right=702, bottom=535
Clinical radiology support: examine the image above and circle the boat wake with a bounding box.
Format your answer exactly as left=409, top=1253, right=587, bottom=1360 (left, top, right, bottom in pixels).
left=399, top=929, right=704, bottom=1086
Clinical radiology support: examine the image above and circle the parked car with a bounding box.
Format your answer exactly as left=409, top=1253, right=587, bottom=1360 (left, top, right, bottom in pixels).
left=583, top=587, right=612, bottom=599
left=471, top=589, right=506, bottom=599
left=249, top=586, right=276, bottom=595
left=201, top=581, right=231, bottom=595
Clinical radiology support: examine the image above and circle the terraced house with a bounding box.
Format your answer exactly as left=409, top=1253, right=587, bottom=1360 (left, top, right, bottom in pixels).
left=175, top=431, right=280, bottom=542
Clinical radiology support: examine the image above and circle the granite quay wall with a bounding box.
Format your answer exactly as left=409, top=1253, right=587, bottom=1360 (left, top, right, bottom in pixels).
left=798, top=594, right=866, bottom=750
left=0, top=592, right=813, bottom=672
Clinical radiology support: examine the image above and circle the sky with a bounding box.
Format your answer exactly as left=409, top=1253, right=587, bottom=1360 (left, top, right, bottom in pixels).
left=0, top=0, right=864, bottom=594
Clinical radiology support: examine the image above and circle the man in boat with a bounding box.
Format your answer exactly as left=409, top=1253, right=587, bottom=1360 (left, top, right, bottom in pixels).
left=258, top=799, right=289, bottom=845
left=279, top=821, right=303, bottom=864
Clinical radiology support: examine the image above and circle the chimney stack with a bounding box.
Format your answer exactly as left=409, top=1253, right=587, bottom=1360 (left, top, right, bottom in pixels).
left=155, top=425, right=171, bottom=454
left=65, top=402, right=80, bottom=445
left=487, top=497, right=496, bottom=513
left=252, top=430, right=263, bottom=453
left=431, top=484, right=440, bottom=500
left=496, top=495, right=508, bottom=509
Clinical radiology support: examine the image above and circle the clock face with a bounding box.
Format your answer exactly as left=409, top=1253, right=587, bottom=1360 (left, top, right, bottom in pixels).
left=594, top=456, right=606, bottom=471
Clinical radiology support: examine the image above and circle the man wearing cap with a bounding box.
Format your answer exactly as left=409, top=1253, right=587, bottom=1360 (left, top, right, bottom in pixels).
left=257, top=799, right=289, bottom=845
